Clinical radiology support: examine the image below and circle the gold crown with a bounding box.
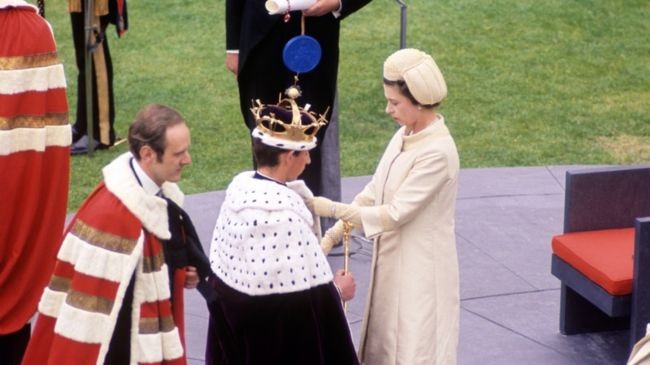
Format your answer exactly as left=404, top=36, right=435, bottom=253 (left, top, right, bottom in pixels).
left=250, top=86, right=329, bottom=146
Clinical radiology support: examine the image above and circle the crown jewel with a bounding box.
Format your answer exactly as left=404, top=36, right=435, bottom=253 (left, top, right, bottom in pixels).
left=251, top=86, right=329, bottom=151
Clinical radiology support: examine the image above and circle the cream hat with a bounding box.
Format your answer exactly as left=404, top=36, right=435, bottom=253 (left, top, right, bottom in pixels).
left=383, top=48, right=447, bottom=105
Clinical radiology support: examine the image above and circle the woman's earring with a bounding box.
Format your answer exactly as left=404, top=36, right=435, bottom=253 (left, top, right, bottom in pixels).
left=417, top=105, right=422, bottom=110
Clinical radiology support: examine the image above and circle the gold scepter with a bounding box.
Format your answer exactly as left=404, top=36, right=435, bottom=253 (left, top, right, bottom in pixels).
left=342, top=221, right=352, bottom=312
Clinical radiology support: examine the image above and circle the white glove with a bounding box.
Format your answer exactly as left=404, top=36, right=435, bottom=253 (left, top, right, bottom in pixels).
left=309, top=196, right=362, bottom=227
left=321, top=219, right=345, bottom=255
left=287, top=179, right=314, bottom=200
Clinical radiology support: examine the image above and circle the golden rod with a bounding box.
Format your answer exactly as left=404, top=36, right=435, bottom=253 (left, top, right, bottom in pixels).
left=342, top=221, right=352, bottom=312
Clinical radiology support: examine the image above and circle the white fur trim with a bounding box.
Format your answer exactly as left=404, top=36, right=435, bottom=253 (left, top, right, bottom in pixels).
left=161, top=181, right=184, bottom=207
left=286, top=179, right=314, bottom=199
left=137, top=332, right=163, bottom=363
left=138, top=266, right=172, bottom=302
left=210, top=172, right=333, bottom=295
left=128, top=258, right=148, bottom=365
left=54, top=302, right=113, bottom=344
left=227, top=171, right=314, bottom=224
left=0, top=125, right=71, bottom=156
left=57, top=233, right=143, bottom=282
left=38, top=287, right=67, bottom=318
left=137, top=329, right=184, bottom=363
left=160, top=328, right=185, bottom=360
left=0, top=0, right=37, bottom=11
left=50, top=233, right=145, bottom=361
left=97, top=232, right=146, bottom=363
left=0, top=64, right=67, bottom=94
left=252, top=127, right=317, bottom=151
left=133, top=254, right=182, bottom=364
left=103, top=153, right=185, bottom=239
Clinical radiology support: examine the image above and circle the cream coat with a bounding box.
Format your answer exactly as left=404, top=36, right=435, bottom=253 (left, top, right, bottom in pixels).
left=356, top=116, right=460, bottom=365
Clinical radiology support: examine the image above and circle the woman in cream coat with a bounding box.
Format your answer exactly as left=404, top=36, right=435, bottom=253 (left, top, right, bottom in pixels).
left=308, top=48, right=460, bottom=364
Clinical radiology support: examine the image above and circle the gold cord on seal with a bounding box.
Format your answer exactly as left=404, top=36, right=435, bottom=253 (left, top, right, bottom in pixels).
left=283, top=0, right=291, bottom=22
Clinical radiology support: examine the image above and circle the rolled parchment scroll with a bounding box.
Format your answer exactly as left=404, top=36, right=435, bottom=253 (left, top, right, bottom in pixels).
left=265, top=0, right=316, bottom=15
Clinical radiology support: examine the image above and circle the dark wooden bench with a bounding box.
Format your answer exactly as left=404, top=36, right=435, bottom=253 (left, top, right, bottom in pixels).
left=550, top=165, right=650, bottom=348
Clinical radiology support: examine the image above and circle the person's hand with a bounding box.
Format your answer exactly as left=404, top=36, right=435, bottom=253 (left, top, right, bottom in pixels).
left=310, top=197, right=362, bottom=227
left=184, top=266, right=199, bottom=289
left=333, top=269, right=356, bottom=301
left=303, top=0, right=340, bottom=17
left=225, top=53, right=238, bottom=76
left=321, top=231, right=338, bottom=255
left=321, top=220, right=344, bottom=255
left=310, top=196, right=335, bottom=217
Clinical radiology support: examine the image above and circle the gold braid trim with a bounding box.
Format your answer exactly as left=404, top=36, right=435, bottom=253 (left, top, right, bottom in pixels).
left=142, top=250, right=165, bottom=273
left=66, top=289, right=114, bottom=315
left=0, top=113, right=68, bottom=130
left=0, top=52, right=59, bottom=70
left=48, top=275, right=72, bottom=293
left=139, top=315, right=176, bottom=334
left=71, top=219, right=139, bottom=255
left=68, top=0, right=109, bottom=16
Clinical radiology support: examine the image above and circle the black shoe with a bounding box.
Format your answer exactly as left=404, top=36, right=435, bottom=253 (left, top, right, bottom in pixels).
left=71, top=127, right=83, bottom=144
left=70, top=135, right=109, bottom=155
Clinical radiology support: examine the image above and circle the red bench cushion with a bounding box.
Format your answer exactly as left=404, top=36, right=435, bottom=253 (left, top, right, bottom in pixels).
left=552, top=228, right=635, bottom=295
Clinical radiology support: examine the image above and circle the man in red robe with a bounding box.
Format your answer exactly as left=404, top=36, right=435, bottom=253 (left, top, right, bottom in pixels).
left=22, top=104, right=209, bottom=365
left=0, top=1, right=70, bottom=363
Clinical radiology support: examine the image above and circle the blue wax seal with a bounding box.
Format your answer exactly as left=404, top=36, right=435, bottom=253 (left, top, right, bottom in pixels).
left=283, top=35, right=322, bottom=73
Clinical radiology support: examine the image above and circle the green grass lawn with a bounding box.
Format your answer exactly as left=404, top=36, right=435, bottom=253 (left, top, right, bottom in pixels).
left=42, top=0, right=650, bottom=211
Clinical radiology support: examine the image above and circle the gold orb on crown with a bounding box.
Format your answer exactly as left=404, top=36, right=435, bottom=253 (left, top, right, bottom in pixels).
left=250, top=86, right=329, bottom=151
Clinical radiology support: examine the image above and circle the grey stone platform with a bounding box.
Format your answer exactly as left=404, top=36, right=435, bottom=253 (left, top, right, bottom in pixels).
left=181, top=166, right=631, bottom=364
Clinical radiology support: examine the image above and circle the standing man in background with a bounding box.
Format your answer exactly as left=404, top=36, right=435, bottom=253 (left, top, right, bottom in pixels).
left=69, top=0, right=127, bottom=154
left=225, top=0, right=372, bottom=219
left=0, top=1, right=70, bottom=363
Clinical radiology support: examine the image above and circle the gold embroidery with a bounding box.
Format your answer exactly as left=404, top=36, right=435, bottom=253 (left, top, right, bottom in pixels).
left=139, top=315, right=176, bottom=334
left=0, top=113, right=68, bottom=130
left=142, top=250, right=165, bottom=273
left=93, top=41, right=111, bottom=145
left=71, top=220, right=138, bottom=255
left=48, top=275, right=71, bottom=293
left=68, top=0, right=81, bottom=12
left=0, top=52, right=60, bottom=70
left=95, top=0, right=109, bottom=16
left=67, top=289, right=114, bottom=315
left=68, top=0, right=109, bottom=16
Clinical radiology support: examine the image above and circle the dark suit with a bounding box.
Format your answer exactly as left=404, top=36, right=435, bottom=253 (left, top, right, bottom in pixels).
left=227, top=0, right=371, bottom=198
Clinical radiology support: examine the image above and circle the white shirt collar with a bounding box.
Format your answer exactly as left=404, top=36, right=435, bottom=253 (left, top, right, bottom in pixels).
left=131, top=158, right=161, bottom=196
left=255, top=170, right=286, bottom=185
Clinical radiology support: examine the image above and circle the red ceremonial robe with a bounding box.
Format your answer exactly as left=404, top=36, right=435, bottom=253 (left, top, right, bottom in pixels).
left=22, top=153, right=188, bottom=365
left=0, top=0, right=70, bottom=337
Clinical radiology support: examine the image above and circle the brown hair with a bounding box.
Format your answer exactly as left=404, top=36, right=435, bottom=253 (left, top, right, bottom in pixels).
left=128, top=104, right=186, bottom=161
left=252, top=138, right=300, bottom=168
left=383, top=78, right=440, bottom=109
